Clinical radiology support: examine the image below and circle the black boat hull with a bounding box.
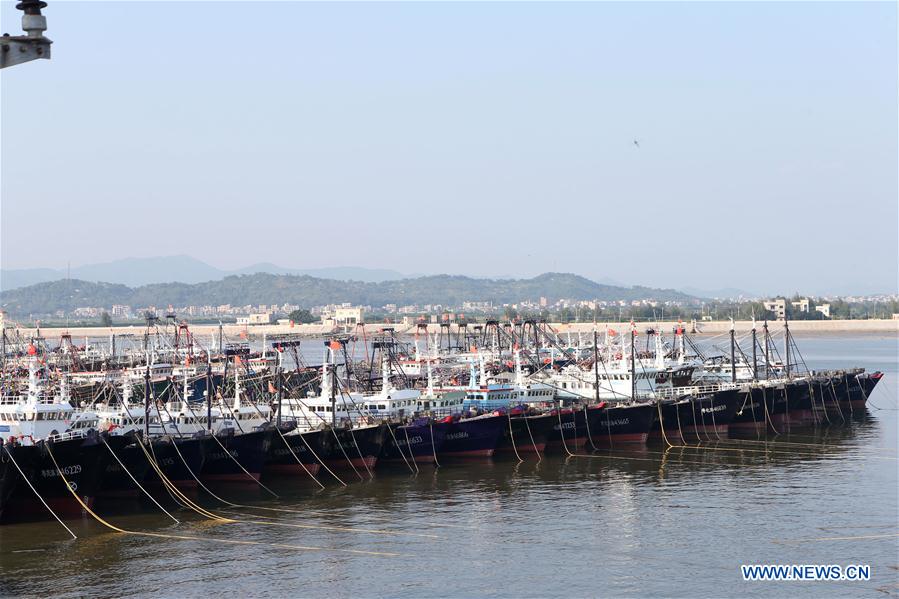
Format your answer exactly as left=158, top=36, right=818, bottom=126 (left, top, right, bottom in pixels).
left=265, top=425, right=323, bottom=478
left=382, top=421, right=447, bottom=464
left=321, top=424, right=388, bottom=471
left=439, top=415, right=506, bottom=458
left=201, top=429, right=273, bottom=483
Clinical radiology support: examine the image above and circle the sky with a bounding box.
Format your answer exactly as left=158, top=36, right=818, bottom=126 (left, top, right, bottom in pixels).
left=1, top=1, right=896, bottom=296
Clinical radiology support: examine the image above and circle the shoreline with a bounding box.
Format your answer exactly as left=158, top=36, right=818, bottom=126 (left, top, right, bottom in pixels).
left=7, top=318, right=898, bottom=340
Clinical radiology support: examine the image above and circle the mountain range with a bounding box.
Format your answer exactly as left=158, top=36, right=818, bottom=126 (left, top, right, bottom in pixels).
left=0, top=255, right=410, bottom=291
left=0, top=272, right=697, bottom=317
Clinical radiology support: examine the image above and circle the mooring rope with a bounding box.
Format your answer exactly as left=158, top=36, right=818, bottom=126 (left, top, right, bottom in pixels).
left=298, top=431, right=346, bottom=486
left=761, top=386, right=780, bottom=435
left=384, top=422, right=414, bottom=474
left=583, top=405, right=598, bottom=451
left=2, top=444, right=77, bottom=539
left=271, top=426, right=326, bottom=490
left=522, top=414, right=542, bottom=460
left=101, top=437, right=179, bottom=524
left=136, top=435, right=234, bottom=521
left=554, top=405, right=575, bottom=458
left=44, top=444, right=401, bottom=556
left=402, top=425, right=420, bottom=474
left=828, top=379, right=846, bottom=424
left=507, top=410, right=523, bottom=462
left=329, top=427, right=363, bottom=482
left=656, top=399, right=674, bottom=449
left=429, top=419, right=441, bottom=467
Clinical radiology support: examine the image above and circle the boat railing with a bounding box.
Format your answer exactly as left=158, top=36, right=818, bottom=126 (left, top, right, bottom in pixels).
left=653, top=382, right=741, bottom=398
left=45, top=429, right=91, bottom=443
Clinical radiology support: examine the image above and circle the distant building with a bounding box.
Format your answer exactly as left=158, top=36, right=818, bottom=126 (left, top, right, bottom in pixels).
left=814, top=304, right=831, bottom=318
left=111, top=304, right=131, bottom=317
left=462, top=301, right=492, bottom=312
left=322, top=307, right=364, bottom=326
left=539, top=297, right=548, bottom=308
left=763, top=299, right=786, bottom=321
left=237, top=312, right=272, bottom=325
left=791, top=298, right=810, bottom=313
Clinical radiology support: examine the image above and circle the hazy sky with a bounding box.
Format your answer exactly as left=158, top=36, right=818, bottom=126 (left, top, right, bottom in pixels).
left=1, top=2, right=896, bottom=295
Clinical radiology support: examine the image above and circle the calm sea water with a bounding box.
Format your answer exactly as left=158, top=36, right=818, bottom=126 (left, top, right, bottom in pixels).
left=0, top=334, right=896, bottom=598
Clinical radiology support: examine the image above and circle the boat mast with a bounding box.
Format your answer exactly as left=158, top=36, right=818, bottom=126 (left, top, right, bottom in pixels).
left=276, top=351, right=283, bottom=427
left=593, top=330, right=600, bottom=404
left=763, top=320, right=770, bottom=380
left=729, top=318, right=737, bottom=384
left=143, top=366, right=151, bottom=437
left=330, top=362, right=337, bottom=428
left=205, top=362, right=213, bottom=432
left=630, top=327, right=636, bottom=400
left=784, top=314, right=791, bottom=379
left=751, top=316, right=758, bottom=382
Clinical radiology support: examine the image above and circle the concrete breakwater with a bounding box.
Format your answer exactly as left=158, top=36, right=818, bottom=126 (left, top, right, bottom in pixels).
left=11, top=318, right=898, bottom=340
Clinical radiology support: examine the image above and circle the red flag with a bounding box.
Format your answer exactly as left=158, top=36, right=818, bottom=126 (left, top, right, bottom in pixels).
left=268, top=381, right=277, bottom=393
left=329, top=340, right=342, bottom=351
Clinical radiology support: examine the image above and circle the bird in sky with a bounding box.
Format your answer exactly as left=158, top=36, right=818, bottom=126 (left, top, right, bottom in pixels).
left=633, top=139, right=640, bottom=149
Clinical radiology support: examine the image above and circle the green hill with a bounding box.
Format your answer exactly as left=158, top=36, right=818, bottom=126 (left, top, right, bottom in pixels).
left=0, top=272, right=697, bottom=316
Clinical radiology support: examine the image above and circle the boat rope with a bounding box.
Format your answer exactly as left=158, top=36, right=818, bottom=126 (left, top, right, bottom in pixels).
left=164, top=436, right=247, bottom=511
left=217, top=509, right=444, bottom=539
left=506, top=410, right=523, bottom=462
left=522, top=414, right=541, bottom=460
left=656, top=399, right=674, bottom=449
left=402, top=424, right=420, bottom=473
left=746, top=389, right=761, bottom=440
left=583, top=405, right=598, bottom=451
left=673, top=397, right=689, bottom=447
left=328, top=426, right=364, bottom=482
left=2, top=444, right=77, bottom=540
left=828, top=379, right=846, bottom=423
left=141, top=435, right=191, bottom=510
left=383, top=422, right=413, bottom=474
left=709, top=393, right=723, bottom=442
left=301, top=432, right=346, bottom=486
left=136, top=435, right=234, bottom=520
left=604, top=404, right=614, bottom=447
left=842, top=376, right=854, bottom=417
left=429, top=419, right=441, bottom=467
left=853, top=374, right=881, bottom=410
left=813, top=380, right=832, bottom=425
left=334, top=388, right=374, bottom=479
left=803, top=380, right=819, bottom=428
left=44, top=444, right=401, bottom=556
left=271, top=426, right=325, bottom=489
left=170, top=389, right=280, bottom=496
left=346, top=426, right=374, bottom=479
left=761, top=386, right=780, bottom=435
left=110, top=436, right=437, bottom=540
left=783, top=385, right=791, bottom=426
left=100, top=437, right=179, bottom=524
left=205, top=430, right=280, bottom=497
left=695, top=395, right=711, bottom=444
left=554, top=404, right=574, bottom=458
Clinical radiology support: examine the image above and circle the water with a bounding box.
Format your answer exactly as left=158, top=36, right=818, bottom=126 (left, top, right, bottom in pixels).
left=1, top=334, right=896, bottom=597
